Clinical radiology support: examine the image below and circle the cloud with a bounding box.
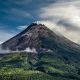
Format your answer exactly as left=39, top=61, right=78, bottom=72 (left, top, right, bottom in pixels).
left=17, top=25, right=27, bottom=30
left=0, top=41, right=3, bottom=44
left=13, top=0, right=32, bottom=5
left=40, top=1, right=80, bottom=24
left=7, top=8, right=32, bottom=18
left=39, top=1, right=80, bottom=43
left=0, top=30, right=16, bottom=44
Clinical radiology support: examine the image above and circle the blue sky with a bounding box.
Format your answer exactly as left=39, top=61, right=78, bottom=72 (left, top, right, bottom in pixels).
left=0, top=0, right=80, bottom=44
left=0, top=0, right=55, bottom=30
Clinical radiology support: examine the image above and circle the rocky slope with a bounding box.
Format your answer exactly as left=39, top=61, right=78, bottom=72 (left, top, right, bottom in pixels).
left=1, top=22, right=80, bottom=54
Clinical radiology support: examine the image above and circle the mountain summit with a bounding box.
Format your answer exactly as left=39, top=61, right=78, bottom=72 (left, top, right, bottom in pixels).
left=1, top=21, right=80, bottom=54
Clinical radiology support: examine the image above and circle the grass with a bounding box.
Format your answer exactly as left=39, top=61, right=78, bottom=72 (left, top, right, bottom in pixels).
left=0, top=52, right=79, bottom=80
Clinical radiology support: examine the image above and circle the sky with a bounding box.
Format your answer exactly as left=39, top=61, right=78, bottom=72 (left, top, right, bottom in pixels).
left=0, top=0, right=80, bottom=44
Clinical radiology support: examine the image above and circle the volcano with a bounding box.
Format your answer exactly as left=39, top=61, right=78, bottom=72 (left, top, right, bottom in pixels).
left=0, top=21, right=80, bottom=80
left=1, top=21, right=80, bottom=53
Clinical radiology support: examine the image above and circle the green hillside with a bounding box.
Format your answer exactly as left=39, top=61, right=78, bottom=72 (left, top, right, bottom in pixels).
left=0, top=52, right=80, bottom=80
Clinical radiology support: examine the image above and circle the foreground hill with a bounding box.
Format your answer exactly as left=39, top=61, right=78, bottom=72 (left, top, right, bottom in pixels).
left=0, top=52, right=80, bottom=80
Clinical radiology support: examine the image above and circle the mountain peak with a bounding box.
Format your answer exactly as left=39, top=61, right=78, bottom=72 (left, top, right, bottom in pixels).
left=22, top=21, right=50, bottom=35
left=28, top=21, right=47, bottom=29
left=1, top=21, right=80, bottom=54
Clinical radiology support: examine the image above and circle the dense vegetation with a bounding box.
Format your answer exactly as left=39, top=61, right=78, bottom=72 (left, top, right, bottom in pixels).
left=0, top=52, right=80, bottom=80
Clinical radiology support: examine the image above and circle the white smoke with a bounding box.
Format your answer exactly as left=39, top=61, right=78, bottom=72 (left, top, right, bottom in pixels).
left=39, top=2, right=80, bottom=44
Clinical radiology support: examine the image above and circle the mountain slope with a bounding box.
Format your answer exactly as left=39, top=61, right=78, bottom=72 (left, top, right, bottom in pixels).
left=0, top=22, right=80, bottom=80
left=1, top=22, right=80, bottom=63
left=1, top=22, right=80, bottom=53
